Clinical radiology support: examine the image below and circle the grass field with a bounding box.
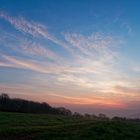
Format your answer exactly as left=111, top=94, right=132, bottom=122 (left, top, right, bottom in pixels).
left=0, top=112, right=140, bottom=140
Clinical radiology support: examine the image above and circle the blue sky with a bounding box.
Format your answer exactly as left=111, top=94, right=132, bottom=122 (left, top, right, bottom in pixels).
left=0, top=0, right=140, bottom=117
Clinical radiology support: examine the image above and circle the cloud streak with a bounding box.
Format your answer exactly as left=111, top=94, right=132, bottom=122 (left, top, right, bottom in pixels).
left=0, top=12, right=50, bottom=38
left=14, top=39, right=61, bottom=61
left=1, top=55, right=61, bottom=74
left=0, top=12, right=72, bottom=52
left=64, top=32, right=121, bottom=60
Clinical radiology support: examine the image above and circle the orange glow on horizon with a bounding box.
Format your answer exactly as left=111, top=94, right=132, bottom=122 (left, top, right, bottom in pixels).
left=46, top=93, right=126, bottom=109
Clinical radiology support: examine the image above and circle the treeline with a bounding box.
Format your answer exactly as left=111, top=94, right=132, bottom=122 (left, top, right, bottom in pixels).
left=1, top=93, right=140, bottom=121
left=0, top=93, right=109, bottom=119
left=0, top=93, right=72, bottom=116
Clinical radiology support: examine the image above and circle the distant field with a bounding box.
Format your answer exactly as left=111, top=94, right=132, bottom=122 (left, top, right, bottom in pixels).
left=1, top=112, right=140, bottom=140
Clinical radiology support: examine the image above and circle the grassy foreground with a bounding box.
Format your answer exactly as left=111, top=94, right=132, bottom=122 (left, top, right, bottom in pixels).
left=0, top=112, right=140, bottom=140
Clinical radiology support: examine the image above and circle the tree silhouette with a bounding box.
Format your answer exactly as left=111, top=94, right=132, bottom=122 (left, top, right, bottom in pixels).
left=0, top=93, right=9, bottom=99
left=0, top=93, right=72, bottom=116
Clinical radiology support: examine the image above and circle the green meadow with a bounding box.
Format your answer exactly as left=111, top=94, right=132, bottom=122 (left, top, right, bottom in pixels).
left=0, top=112, right=140, bottom=140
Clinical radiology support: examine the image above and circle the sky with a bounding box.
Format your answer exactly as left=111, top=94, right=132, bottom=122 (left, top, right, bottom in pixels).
left=0, top=0, right=140, bottom=117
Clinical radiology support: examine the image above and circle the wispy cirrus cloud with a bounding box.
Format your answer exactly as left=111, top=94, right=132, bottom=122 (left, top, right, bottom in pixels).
left=0, top=12, right=123, bottom=77
left=121, top=22, right=133, bottom=36
left=1, top=55, right=62, bottom=74
left=0, top=11, right=71, bottom=52
left=0, top=11, right=122, bottom=63
left=14, top=39, right=61, bottom=61
left=0, top=55, right=107, bottom=76
left=64, top=32, right=122, bottom=60
left=0, top=11, right=50, bottom=38
left=0, top=28, right=61, bottom=62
